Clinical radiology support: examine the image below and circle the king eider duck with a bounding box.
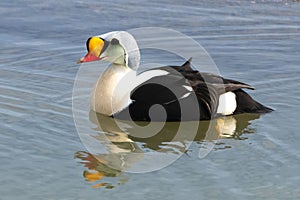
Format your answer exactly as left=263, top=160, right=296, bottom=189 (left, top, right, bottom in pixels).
left=78, top=31, right=273, bottom=121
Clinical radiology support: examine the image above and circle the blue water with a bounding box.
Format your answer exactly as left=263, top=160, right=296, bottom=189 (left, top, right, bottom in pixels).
left=1, top=0, right=300, bottom=199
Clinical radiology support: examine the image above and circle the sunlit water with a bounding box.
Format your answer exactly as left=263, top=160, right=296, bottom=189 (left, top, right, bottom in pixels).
left=1, top=0, right=300, bottom=199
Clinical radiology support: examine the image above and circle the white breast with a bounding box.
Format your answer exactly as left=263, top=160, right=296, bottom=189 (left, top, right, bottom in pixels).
left=90, top=65, right=169, bottom=116
left=216, top=91, right=237, bottom=115
left=90, top=64, right=133, bottom=115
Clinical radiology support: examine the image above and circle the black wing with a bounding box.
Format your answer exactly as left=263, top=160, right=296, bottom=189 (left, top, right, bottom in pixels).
left=175, top=58, right=272, bottom=115
left=171, top=58, right=255, bottom=92
left=114, top=58, right=272, bottom=121
left=114, top=66, right=202, bottom=121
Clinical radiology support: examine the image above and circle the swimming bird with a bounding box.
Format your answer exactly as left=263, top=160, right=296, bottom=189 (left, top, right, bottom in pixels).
left=78, top=31, right=273, bottom=121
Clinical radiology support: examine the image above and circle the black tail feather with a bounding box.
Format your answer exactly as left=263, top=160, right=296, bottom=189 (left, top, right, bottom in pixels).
left=234, top=89, right=273, bottom=114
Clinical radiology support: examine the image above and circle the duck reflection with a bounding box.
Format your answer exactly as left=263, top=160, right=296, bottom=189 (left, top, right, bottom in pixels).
left=75, top=111, right=260, bottom=189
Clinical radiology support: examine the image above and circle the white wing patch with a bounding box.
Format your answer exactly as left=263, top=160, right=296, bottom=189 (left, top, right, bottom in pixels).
left=183, top=85, right=193, bottom=92
left=179, top=85, right=193, bottom=99
left=217, top=92, right=237, bottom=115
left=137, top=69, right=169, bottom=82
left=181, top=92, right=191, bottom=99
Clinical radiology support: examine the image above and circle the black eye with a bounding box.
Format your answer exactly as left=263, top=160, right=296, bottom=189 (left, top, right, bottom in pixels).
left=111, top=38, right=120, bottom=45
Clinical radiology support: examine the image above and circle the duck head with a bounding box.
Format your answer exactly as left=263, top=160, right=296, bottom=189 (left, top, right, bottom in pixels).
left=77, top=37, right=126, bottom=65
left=77, top=31, right=140, bottom=69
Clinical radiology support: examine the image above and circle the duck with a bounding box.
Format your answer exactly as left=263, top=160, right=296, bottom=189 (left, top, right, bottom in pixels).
left=78, top=31, right=273, bottom=121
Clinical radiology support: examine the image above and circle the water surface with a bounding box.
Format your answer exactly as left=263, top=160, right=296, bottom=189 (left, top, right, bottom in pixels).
left=1, top=0, right=300, bottom=199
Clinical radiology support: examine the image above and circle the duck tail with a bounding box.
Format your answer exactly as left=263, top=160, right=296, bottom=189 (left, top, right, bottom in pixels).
left=234, top=89, right=274, bottom=114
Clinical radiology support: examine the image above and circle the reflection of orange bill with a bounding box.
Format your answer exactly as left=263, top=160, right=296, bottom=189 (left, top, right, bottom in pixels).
left=83, top=170, right=104, bottom=182
left=77, top=151, right=108, bottom=170
left=92, top=183, right=105, bottom=188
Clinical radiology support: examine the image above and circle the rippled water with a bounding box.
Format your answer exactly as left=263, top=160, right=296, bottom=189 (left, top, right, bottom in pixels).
left=1, top=0, right=300, bottom=199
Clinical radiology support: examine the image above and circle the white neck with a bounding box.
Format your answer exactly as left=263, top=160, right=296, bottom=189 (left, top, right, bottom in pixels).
left=90, top=64, right=134, bottom=116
